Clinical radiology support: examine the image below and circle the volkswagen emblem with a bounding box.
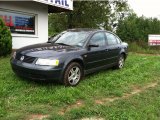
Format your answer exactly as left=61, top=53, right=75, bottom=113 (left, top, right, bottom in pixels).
left=20, top=56, right=24, bottom=61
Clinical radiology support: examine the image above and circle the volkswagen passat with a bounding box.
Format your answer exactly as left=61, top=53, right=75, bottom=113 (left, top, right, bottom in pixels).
left=11, top=28, right=128, bottom=86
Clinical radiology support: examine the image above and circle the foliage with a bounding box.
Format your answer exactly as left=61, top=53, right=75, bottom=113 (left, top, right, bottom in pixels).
left=48, top=13, right=68, bottom=35
left=0, top=18, right=12, bottom=56
left=116, top=13, right=160, bottom=42
left=48, top=0, right=129, bottom=35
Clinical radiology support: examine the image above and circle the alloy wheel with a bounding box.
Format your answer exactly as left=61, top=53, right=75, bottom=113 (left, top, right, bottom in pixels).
left=68, top=66, right=81, bottom=86
left=118, top=56, right=124, bottom=69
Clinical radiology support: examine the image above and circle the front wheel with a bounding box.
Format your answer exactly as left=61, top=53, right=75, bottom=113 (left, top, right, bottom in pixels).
left=63, top=62, right=83, bottom=86
left=115, top=54, right=125, bottom=69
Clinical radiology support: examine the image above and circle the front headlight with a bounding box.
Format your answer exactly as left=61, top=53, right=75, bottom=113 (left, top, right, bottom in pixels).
left=35, top=58, right=59, bottom=66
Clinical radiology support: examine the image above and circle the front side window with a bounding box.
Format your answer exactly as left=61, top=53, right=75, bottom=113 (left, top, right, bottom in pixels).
left=106, top=33, right=118, bottom=45
left=90, top=32, right=106, bottom=47
left=0, top=11, right=35, bottom=35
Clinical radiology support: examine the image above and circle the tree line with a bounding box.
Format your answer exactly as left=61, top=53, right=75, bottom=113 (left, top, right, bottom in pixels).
left=116, top=14, right=160, bottom=42
left=49, top=0, right=129, bottom=35
left=49, top=0, right=160, bottom=43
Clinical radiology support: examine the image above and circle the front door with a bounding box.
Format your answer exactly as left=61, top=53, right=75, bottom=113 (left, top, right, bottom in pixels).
left=85, top=32, right=107, bottom=70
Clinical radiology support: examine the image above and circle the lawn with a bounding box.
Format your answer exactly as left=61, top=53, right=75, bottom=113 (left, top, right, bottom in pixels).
left=0, top=53, right=160, bottom=120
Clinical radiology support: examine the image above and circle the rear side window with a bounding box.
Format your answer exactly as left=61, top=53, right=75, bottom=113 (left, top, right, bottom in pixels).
left=90, top=32, right=106, bottom=47
left=106, top=33, right=118, bottom=45
left=116, top=37, right=122, bottom=44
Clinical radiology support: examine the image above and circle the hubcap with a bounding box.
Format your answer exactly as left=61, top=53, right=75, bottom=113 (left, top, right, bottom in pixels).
left=68, top=66, right=81, bottom=85
left=119, top=56, right=124, bottom=69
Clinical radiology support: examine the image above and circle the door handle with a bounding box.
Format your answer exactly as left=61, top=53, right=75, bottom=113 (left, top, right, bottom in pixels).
left=105, top=49, right=109, bottom=51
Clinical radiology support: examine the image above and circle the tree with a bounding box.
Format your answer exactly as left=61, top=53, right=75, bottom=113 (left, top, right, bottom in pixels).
left=116, top=13, right=160, bottom=42
left=48, top=0, right=129, bottom=35
left=0, top=18, right=12, bottom=56
left=48, top=13, right=68, bottom=35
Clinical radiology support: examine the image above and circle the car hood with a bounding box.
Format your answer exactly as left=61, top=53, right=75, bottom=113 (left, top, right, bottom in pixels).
left=17, top=43, right=81, bottom=58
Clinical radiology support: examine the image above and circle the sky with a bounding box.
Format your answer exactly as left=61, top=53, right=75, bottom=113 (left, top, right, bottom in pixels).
left=127, top=0, right=160, bottom=19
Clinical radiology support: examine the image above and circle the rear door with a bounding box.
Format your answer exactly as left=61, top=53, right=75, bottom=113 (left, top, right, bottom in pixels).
left=105, top=32, right=121, bottom=64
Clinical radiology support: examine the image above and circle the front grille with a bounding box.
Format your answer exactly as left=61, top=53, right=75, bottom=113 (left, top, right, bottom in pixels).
left=15, top=53, right=36, bottom=64
left=23, top=56, right=36, bottom=63
left=14, top=68, right=46, bottom=80
left=15, top=53, right=22, bottom=60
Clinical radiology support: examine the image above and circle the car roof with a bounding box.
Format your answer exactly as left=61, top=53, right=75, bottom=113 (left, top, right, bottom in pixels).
left=67, top=28, right=105, bottom=32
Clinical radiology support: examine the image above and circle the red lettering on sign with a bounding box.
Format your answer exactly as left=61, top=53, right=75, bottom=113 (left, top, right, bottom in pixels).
left=1, top=15, right=14, bottom=27
left=15, top=26, right=33, bottom=30
left=149, top=40, right=160, bottom=45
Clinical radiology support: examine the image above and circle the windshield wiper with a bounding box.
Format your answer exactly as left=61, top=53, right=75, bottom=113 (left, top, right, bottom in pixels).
left=55, top=43, right=71, bottom=46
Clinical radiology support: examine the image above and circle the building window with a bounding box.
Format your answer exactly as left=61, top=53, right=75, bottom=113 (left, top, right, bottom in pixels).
left=0, top=11, right=35, bottom=35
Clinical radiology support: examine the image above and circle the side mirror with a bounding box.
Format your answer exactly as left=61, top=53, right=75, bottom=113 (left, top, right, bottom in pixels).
left=48, top=36, right=54, bottom=43
left=48, top=37, right=51, bottom=43
left=48, top=34, right=58, bottom=43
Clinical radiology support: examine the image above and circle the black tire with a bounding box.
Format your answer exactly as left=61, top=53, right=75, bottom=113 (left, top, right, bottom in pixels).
left=63, top=62, right=83, bottom=86
left=115, top=54, right=125, bottom=69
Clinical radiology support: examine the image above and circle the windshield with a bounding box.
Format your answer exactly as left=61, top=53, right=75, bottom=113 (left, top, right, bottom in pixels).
left=54, top=31, right=89, bottom=47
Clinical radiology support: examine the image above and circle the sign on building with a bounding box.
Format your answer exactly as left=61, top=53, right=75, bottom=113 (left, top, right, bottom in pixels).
left=33, top=0, right=73, bottom=10
left=0, top=11, right=35, bottom=35
left=148, top=34, right=160, bottom=46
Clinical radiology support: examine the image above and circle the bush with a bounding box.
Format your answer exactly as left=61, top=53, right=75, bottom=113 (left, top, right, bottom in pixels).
left=128, top=41, right=160, bottom=54
left=116, top=14, right=160, bottom=42
left=0, top=18, right=12, bottom=56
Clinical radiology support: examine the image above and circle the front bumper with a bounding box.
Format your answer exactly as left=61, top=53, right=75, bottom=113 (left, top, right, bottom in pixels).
left=11, top=59, right=63, bottom=82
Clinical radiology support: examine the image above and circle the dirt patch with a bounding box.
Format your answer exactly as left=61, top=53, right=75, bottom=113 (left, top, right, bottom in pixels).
left=144, top=82, right=158, bottom=88
left=95, top=100, right=105, bottom=105
left=81, top=117, right=104, bottom=120
left=27, top=114, right=49, bottom=120
left=58, top=100, right=84, bottom=115
left=95, top=82, right=158, bottom=105
left=58, top=82, right=158, bottom=115
left=95, top=97, right=119, bottom=105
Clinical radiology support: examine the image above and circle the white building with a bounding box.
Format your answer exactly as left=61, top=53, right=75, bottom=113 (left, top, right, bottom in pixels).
left=0, top=0, right=73, bottom=49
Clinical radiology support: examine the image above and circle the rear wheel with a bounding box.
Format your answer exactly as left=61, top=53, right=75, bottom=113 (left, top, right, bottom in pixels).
left=115, top=54, right=125, bottom=69
left=63, top=62, right=83, bottom=86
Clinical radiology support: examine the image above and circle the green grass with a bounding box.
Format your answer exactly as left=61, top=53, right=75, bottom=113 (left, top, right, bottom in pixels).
left=0, top=53, right=160, bottom=120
